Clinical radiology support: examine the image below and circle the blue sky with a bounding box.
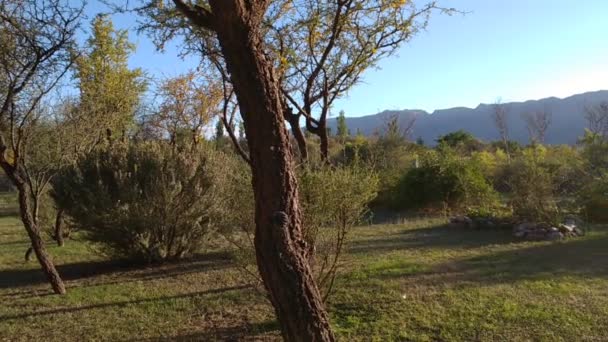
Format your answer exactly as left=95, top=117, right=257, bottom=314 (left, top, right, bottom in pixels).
left=87, top=0, right=608, bottom=116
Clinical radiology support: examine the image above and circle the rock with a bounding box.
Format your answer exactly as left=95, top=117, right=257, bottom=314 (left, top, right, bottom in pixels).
left=514, top=230, right=526, bottom=238
left=573, top=227, right=585, bottom=236
left=547, top=231, right=564, bottom=241
left=563, top=217, right=579, bottom=226
left=549, top=227, right=559, bottom=233
left=559, top=224, right=575, bottom=233
left=514, top=222, right=534, bottom=233
left=526, top=231, right=547, bottom=241
left=449, top=215, right=473, bottom=228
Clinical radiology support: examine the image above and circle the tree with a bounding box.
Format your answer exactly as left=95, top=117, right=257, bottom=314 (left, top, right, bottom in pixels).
left=523, top=108, right=552, bottom=144
left=492, top=98, right=511, bottom=161
left=436, top=130, right=475, bottom=148
left=74, top=15, right=147, bottom=142
left=214, top=119, right=224, bottom=146
left=136, top=1, right=451, bottom=340
left=336, top=110, right=348, bottom=141
left=584, top=102, right=608, bottom=139
left=0, top=0, right=84, bottom=295
left=147, top=71, right=222, bottom=147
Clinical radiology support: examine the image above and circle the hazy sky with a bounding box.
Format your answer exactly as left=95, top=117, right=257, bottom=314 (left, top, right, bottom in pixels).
left=88, top=0, right=608, bottom=116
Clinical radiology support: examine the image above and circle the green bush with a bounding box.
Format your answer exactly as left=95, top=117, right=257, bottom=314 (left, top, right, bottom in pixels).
left=51, top=142, right=229, bottom=262
left=393, top=150, right=499, bottom=214
left=505, top=146, right=561, bottom=224
left=579, top=173, right=608, bottom=223
left=223, top=160, right=379, bottom=300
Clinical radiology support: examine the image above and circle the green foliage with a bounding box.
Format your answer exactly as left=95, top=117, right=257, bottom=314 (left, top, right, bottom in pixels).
left=51, top=142, right=229, bottom=262
left=436, top=130, right=475, bottom=148
left=74, top=15, right=147, bottom=138
left=579, top=172, right=608, bottom=223
left=223, top=159, right=379, bottom=299
left=580, top=129, right=608, bottom=173
left=214, top=119, right=224, bottom=144
left=336, top=110, right=349, bottom=140
left=394, top=149, right=499, bottom=213
left=437, top=130, right=484, bottom=155
left=505, top=146, right=560, bottom=224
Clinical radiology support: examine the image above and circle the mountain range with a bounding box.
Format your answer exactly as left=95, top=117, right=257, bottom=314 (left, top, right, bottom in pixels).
left=328, top=90, right=608, bottom=145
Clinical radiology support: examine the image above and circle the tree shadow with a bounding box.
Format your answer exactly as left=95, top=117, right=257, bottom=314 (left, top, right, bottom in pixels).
left=364, top=230, right=608, bottom=287
left=348, top=223, right=517, bottom=255
left=0, top=240, right=29, bottom=246
left=449, top=232, right=608, bottom=285
left=0, top=251, right=234, bottom=293
left=129, top=320, right=280, bottom=342
left=0, top=284, right=251, bottom=322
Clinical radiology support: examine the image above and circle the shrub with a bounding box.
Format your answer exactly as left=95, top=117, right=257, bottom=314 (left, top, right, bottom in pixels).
left=579, top=173, right=608, bottom=223
left=298, top=163, right=379, bottom=299
left=51, top=142, right=229, bottom=262
left=505, top=146, right=560, bottom=224
left=222, top=160, right=379, bottom=300
left=393, top=149, right=499, bottom=214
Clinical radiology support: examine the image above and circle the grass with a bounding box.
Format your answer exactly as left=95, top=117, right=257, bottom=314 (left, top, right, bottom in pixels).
left=1, top=213, right=608, bottom=341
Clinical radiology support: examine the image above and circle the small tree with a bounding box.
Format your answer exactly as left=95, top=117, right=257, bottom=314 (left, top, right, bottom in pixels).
left=336, top=110, right=348, bottom=141
left=492, top=98, right=511, bottom=161
left=523, top=108, right=552, bottom=144
left=584, top=102, right=608, bottom=140
left=0, top=0, right=84, bottom=294
left=74, top=15, right=147, bottom=141
left=146, top=72, right=222, bottom=148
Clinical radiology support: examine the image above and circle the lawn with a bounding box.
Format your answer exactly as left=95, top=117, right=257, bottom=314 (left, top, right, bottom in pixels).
left=1, top=213, right=608, bottom=341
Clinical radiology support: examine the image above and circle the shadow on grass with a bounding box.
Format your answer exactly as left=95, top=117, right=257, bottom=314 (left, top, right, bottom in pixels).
left=0, top=284, right=251, bottom=322
left=130, top=320, right=280, bottom=342
left=0, top=251, right=234, bottom=292
left=450, top=231, right=608, bottom=285
left=348, top=223, right=517, bottom=255
left=347, top=227, right=608, bottom=287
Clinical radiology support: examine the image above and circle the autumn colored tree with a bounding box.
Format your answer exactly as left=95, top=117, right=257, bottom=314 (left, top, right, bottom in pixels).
left=147, top=72, right=222, bottom=147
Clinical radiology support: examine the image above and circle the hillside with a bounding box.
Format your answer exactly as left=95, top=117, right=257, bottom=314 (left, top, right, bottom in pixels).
left=328, top=90, right=608, bottom=145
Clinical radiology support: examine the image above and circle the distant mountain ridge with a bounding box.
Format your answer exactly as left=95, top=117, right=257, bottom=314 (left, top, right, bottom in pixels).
left=328, top=90, right=608, bottom=145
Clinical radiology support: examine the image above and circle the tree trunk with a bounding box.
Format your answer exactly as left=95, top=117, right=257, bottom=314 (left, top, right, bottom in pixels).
left=288, top=114, right=309, bottom=160
left=17, top=185, right=66, bottom=294
left=54, top=209, right=65, bottom=247
left=1, top=165, right=66, bottom=295
left=209, top=2, right=334, bottom=340
left=25, top=246, right=34, bottom=261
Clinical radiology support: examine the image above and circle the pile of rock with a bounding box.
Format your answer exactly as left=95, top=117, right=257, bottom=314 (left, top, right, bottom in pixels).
left=513, top=218, right=584, bottom=241
left=449, top=215, right=474, bottom=229
left=448, top=215, right=502, bottom=229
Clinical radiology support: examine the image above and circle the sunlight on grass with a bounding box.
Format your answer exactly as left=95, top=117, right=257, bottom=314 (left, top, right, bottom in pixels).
left=1, top=216, right=607, bottom=341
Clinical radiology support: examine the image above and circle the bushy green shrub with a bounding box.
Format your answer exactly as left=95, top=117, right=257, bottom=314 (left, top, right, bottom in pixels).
left=51, top=142, right=229, bottom=262
left=579, top=173, right=608, bottom=223
left=505, top=146, right=560, bottom=224
left=223, top=160, right=379, bottom=300
left=393, top=149, right=499, bottom=214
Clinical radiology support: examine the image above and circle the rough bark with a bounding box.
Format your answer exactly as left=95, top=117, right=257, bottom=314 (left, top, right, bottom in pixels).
left=1, top=164, right=66, bottom=294
left=287, top=112, right=309, bottom=161
left=206, top=1, right=335, bottom=340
